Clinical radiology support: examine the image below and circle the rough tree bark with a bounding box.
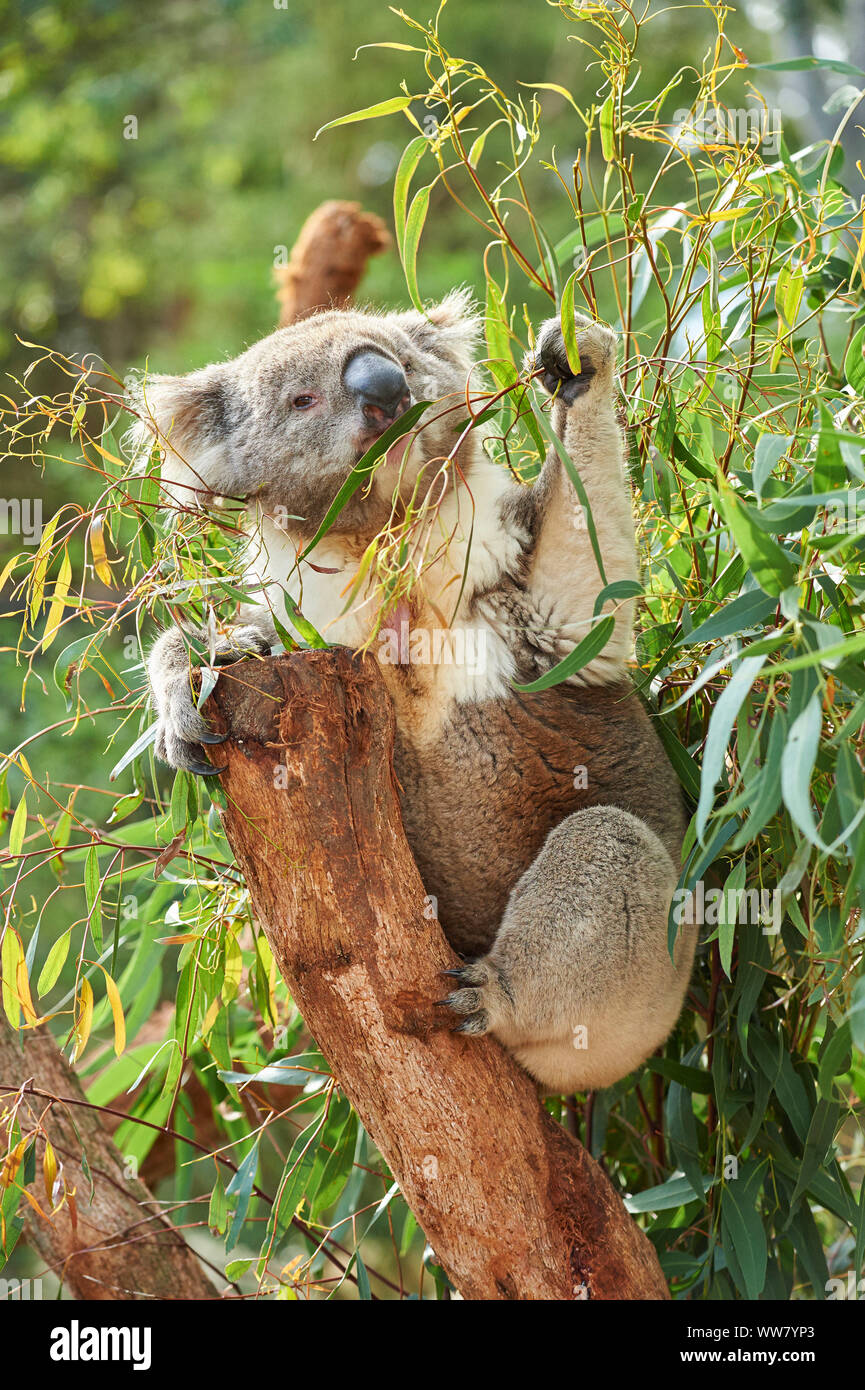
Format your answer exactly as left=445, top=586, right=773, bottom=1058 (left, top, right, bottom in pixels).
left=207, top=648, right=670, bottom=1302
left=0, top=1019, right=216, bottom=1300
left=274, top=199, right=389, bottom=325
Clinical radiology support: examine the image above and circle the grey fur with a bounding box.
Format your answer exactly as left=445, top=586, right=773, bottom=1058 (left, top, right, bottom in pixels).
left=137, top=299, right=695, bottom=1093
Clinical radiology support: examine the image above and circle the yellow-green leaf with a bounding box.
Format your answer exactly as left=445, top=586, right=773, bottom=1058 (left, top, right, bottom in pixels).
left=72, top=977, right=94, bottom=1060
left=84, top=843, right=103, bottom=952
left=1, top=929, right=25, bottom=1027
left=37, top=929, right=72, bottom=997
left=42, top=547, right=73, bottom=652
left=102, top=968, right=126, bottom=1056
left=599, top=94, right=615, bottom=162
left=314, top=96, right=414, bottom=140
left=8, top=791, right=27, bottom=859
left=28, top=512, right=60, bottom=624
left=559, top=270, right=582, bottom=375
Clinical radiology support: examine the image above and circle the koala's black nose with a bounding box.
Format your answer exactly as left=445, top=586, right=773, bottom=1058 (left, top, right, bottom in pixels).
left=343, top=351, right=410, bottom=424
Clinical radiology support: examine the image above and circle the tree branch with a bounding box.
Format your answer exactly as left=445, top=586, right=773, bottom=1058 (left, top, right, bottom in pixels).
left=207, top=649, right=670, bottom=1301
left=274, top=200, right=389, bottom=325
left=0, top=1019, right=217, bottom=1300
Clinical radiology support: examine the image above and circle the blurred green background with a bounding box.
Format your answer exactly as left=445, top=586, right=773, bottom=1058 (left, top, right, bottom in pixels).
left=2, top=0, right=863, bottom=382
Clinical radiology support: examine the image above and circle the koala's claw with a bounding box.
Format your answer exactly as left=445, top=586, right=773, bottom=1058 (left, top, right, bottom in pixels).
left=186, top=758, right=228, bottom=777
left=436, top=960, right=505, bottom=1037
left=153, top=722, right=227, bottom=777
left=151, top=680, right=230, bottom=776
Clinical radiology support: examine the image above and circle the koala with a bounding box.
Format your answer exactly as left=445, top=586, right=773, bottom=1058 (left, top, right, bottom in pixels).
left=134, top=290, right=696, bottom=1094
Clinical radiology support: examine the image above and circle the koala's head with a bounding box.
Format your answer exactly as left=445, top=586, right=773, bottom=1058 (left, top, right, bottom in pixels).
left=130, top=290, right=482, bottom=538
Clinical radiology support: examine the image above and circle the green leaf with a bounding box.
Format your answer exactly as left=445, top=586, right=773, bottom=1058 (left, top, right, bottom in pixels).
left=52, top=634, right=100, bottom=711
left=225, top=1138, right=260, bottom=1252
left=673, top=434, right=715, bottom=481
left=696, top=655, right=764, bottom=840
left=625, top=1171, right=715, bottom=1213
left=592, top=578, right=642, bottom=619
left=37, top=929, right=72, bottom=997
left=655, top=389, right=676, bottom=456
left=720, top=1160, right=768, bottom=1301
left=559, top=271, right=582, bottom=374
left=400, top=184, right=432, bottom=311
left=712, top=477, right=798, bottom=596
left=818, top=1022, right=853, bottom=1098
left=109, top=723, right=158, bottom=783
left=717, top=857, right=746, bottom=978
left=485, top=275, right=515, bottom=372
left=264, top=1118, right=323, bottom=1247
left=666, top=1078, right=704, bottom=1203
left=170, top=769, right=192, bottom=836
left=8, top=791, right=27, bottom=859
left=311, top=1110, right=357, bottom=1219
left=219, top=1054, right=325, bottom=1087
left=844, top=324, right=865, bottom=396
left=299, top=401, right=430, bottom=561
left=511, top=615, right=615, bottom=693
left=781, top=691, right=823, bottom=846
left=314, top=95, right=415, bottom=139
left=84, top=844, right=102, bottom=953
left=354, top=1252, right=372, bottom=1300
left=814, top=407, right=847, bottom=492
left=787, top=1200, right=830, bottom=1298
left=598, top=93, right=615, bottom=161
left=393, top=135, right=429, bottom=248
left=645, top=1056, right=712, bottom=1093
left=750, top=56, right=865, bottom=76
left=788, top=1098, right=840, bottom=1208
left=752, top=434, right=790, bottom=501
left=683, top=588, right=775, bottom=646
left=850, top=976, right=865, bottom=1053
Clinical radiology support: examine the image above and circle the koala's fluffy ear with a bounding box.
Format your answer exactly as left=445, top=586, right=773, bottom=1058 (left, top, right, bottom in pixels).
left=126, top=366, right=246, bottom=506
left=391, top=287, right=483, bottom=370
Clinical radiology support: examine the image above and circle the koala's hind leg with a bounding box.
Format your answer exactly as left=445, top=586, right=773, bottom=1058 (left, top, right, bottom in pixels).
left=440, top=807, right=696, bottom=1093
left=148, top=611, right=277, bottom=773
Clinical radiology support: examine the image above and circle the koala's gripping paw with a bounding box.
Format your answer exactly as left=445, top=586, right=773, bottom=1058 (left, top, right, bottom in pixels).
left=150, top=626, right=271, bottom=775
left=152, top=671, right=227, bottom=777
left=436, top=959, right=513, bottom=1037
left=532, top=314, right=617, bottom=404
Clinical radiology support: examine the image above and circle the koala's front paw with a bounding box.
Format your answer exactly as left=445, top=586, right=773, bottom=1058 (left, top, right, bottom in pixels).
left=532, top=315, right=617, bottom=404
left=152, top=671, right=228, bottom=777
left=149, top=625, right=271, bottom=775
left=436, top=959, right=512, bottom=1036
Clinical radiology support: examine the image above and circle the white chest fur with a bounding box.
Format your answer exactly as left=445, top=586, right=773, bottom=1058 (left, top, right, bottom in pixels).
left=243, top=458, right=527, bottom=739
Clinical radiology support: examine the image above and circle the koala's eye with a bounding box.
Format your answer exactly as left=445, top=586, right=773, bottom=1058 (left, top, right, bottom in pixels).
left=401, top=360, right=413, bottom=373
left=293, top=394, right=317, bottom=410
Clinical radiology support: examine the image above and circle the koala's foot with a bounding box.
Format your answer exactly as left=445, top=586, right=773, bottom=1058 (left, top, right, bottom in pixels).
left=532, top=315, right=617, bottom=404
left=149, top=625, right=271, bottom=775
left=436, top=960, right=514, bottom=1037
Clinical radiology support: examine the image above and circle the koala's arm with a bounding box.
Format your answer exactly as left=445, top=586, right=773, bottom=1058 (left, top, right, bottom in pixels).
left=148, top=607, right=277, bottom=773
left=522, top=315, right=639, bottom=682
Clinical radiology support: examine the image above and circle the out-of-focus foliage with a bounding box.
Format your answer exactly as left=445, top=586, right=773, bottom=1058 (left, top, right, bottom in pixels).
left=2, top=0, right=865, bottom=1300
